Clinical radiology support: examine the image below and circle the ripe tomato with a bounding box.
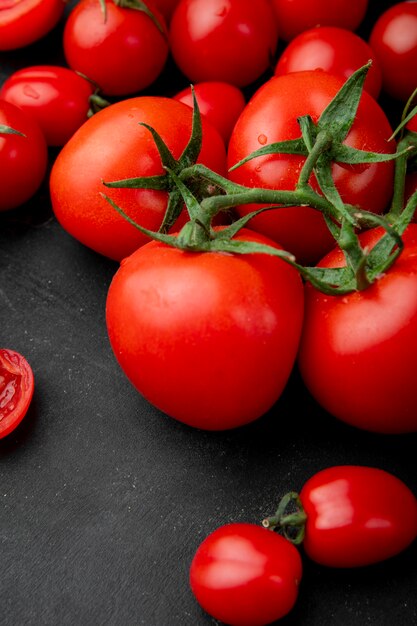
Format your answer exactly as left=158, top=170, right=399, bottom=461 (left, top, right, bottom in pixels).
left=0, top=65, right=95, bottom=146
left=169, top=0, right=279, bottom=87
left=63, top=0, right=169, bottom=96
left=298, top=225, right=417, bottom=434
left=0, top=100, right=48, bottom=211
left=275, top=26, right=382, bottom=100
left=369, top=1, right=417, bottom=103
left=173, top=81, right=246, bottom=145
left=0, top=349, right=35, bottom=439
left=299, top=466, right=417, bottom=567
left=269, top=0, right=368, bottom=42
left=189, top=523, right=302, bottom=626
left=50, top=96, right=226, bottom=261
left=106, top=228, right=304, bottom=430
left=0, top=0, right=64, bottom=50
left=227, top=70, right=395, bottom=265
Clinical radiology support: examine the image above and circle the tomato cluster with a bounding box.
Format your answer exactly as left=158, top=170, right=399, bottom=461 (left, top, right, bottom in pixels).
left=1, top=0, right=417, bottom=624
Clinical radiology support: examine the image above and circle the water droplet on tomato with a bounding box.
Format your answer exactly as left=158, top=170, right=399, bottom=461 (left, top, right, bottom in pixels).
left=258, top=134, right=267, bottom=145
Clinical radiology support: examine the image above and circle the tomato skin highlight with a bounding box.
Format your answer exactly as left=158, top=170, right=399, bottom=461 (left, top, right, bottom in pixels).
left=49, top=96, right=227, bottom=261
left=299, top=466, right=417, bottom=568
left=298, top=225, right=417, bottom=434
left=0, top=349, right=35, bottom=439
left=0, top=0, right=64, bottom=50
left=106, top=228, right=304, bottom=430
left=189, top=523, right=302, bottom=626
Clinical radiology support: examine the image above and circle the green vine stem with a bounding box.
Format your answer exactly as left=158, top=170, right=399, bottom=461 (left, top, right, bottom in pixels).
left=262, top=492, right=307, bottom=545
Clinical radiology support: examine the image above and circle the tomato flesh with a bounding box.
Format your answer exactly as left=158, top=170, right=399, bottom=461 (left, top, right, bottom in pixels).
left=0, top=349, right=34, bottom=438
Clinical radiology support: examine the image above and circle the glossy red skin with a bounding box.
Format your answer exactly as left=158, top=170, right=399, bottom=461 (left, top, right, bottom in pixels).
left=275, top=26, right=382, bottom=99
left=173, top=81, right=246, bottom=145
left=63, top=0, right=169, bottom=96
left=227, top=71, right=395, bottom=265
left=106, top=228, right=304, bottom=430
left=369, top=1, right=417, bottom=103
left=299, top=225, right=417, bottom=434
left=189, top=523, right=302, bottom=626
left=0, top=65, right=94, bottom=146
left=269, top=0, right=368, bottom=42
left=0, top=100, right=48, bottom=211
left=0, top=0, right=64, bottom=50
left=300, top=466, right=417, bottom=567
left=50, top=96, right=227, bottom=261
left=169, top=0, right=279, bottom=87
left=0, top=349, right=34, bottom=438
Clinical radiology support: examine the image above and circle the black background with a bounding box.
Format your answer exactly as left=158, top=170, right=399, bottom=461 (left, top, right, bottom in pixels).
left=1, top=1, right=416, bottom=625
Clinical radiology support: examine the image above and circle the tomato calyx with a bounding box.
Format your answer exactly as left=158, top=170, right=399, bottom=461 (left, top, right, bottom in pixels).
left=262, top=492, right=307, bottom=546
left=0, top=124, right=25, bottom=137
left=97, top=0, right=165, bottom=34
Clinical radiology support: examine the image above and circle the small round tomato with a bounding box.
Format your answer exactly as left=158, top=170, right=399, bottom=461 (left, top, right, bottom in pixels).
left=173, top=81, right=245, bottom=145
left=0, top=100, right=48, bottom=211
left=298, top=225, right=417, bottom=433
left=106, top=228, right=304, bottom=430
left=0, top=65, right=95, bottom=146
left=299, top=466, right=417, bottom=568
left=63, top=0, right=169, bottom=96
left=275, top=26, right=382, bottom=99
left=269, top=0, right=368, bottom=42
left=0, top=0, right=64, bottom=50
left=189, top=523, right=302, bottom=626
left=50, top=96, right=227, bottom=261
left=0, top=349, right=34, bottom=438
left=369, top=1, right=417, bottom=102
left=169, top=0, right=279, bottom=87
left=227, top=70, right=395, bottom=265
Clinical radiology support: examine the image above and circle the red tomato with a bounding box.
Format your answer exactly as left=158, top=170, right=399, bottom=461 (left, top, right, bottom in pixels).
left=269, top=0, right=368, bottom=42
left=0, top=65, right=95, bottom=146
left=189, top=523, right=302, bottom=626
left=298, top=225, right=417, bottom=433
left=0, top=0, right=64, bottom=50
left=227, top=70, right=395, bottom=265
left=369, top=1, right=417, bottom=102
left=275, top=26, right=382, bottom=99
left=299, top=466, right=417, bottom=567
left=0, top=100, right=48, bottom=211
left=63, top=0, right=169, bottom=96
left=173, top=81, right=245, bottom=144
left=105, top=228, right=304, bottom=430
left=50, top=96, right=227, bottom=261
left=0, top=349, right=34, bottom=438
left=169, top=0, right=279, bottom=87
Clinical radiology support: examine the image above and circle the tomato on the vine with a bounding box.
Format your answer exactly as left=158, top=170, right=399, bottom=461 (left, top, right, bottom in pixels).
left=0, top=0, right=64, bottom=50
left=0, top=100, right=48, bottom=211
left=189, top=523, right=302, bottom=626
left=227, top=70, right=395, bottom=265
left=63, top=0, right=169, bottom=96
left=0, top=349, right=35, bottom=439
left=106, top=228, right=304, bottom=430
left=0, top=65, right=95, bottom=146
left=169, top=0, right=279, bottom=87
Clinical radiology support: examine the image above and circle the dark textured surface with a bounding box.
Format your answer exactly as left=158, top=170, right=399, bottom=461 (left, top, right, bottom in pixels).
left=1, top=1, right=417, bottom=625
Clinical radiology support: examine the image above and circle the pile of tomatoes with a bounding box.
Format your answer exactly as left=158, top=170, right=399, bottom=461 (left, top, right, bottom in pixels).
left=1, top=0, right=417, bottom=624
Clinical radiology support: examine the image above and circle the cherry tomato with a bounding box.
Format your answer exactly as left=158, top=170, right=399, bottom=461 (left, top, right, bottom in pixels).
left=269, top=0, right=368, bottom=42
left=298, top=225, right=417, bottom=433
left=275, top=26, right=382, bottom=100
left=169, top=0, right=279, bottom=87
left=0, top=65, right=95, bottom=146
left=299, top=466, right=417, bottom=568
left=173, top=81, right=245, bottom=145
left=369, top=1, right=417, bottom=103
left=189, top=523, right=302, bottom=626
left=0, top=0, right=64, bottom=50
left=0, top=100, right=48, bottom=211
left=50, top=96, right=227, bottom=261
left=0, top=349, right=34, bottom=438
left=106, top=228, right=304, bottom=430
left=227, top=70, right=395, bottom=265
left=63, top=0, right=169, bottom=96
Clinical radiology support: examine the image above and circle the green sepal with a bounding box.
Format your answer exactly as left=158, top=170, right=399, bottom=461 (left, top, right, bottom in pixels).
left=0, top=125, right=25, bottom=137
left=103, top=173, right=168, bottom=190
left=114, top=0, right=165, bottom=34
left=332, top=142, right=411, bottom=164
left=228, top=137, right=307, bottom=171
left=177, top=87, right=203, bottom=169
